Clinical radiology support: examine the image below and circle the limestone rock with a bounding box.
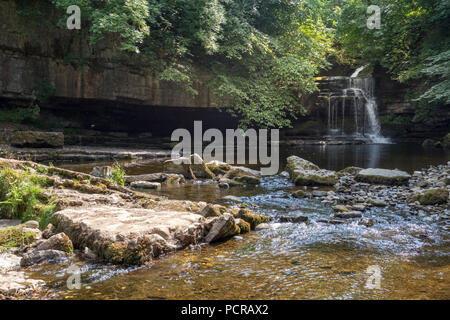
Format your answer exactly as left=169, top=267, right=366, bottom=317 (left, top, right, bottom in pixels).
left=204, top=213, right=240, bottom=243
left=9, top=131, right=64, bottom=148
left=20, top=249, right=67, bottom=267
left=255, top=223, right=270, bottom=230
left=236, top=218, right=251, bottom=234
left=285, top=156, right=337, bottom=186
left=197, top=204, right=224, bottom=218
left=22, top=220, right=39, bottom=229
left=235, top=209, right=270, bottom=230
left=34, top=233, right=73, bottom=253
left=412, top=188, right=449, bottom=205
left=278, top=216, right=308, bottom=223
left=220, top=166, right=261, bottom=186
left=332, top=205, right=349, bottom=212
left=51, top=206, right=206, bottom=265
left=355, top=168, right=411, bottom=185
left=286, top=156, right=320, bottom=174
left=292, top=190, right=306, bottom=199
left=334, top=211, right=362, bottom=219
left=207, top=160, right=231, bottom=175
left=130, top=181, right=161, bottom=190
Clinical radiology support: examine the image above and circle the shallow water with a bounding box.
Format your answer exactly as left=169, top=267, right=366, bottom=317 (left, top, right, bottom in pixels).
left=32, top=144, right=449, bottom=299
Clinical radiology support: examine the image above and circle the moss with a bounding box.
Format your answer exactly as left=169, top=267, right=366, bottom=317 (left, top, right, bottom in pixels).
left=414, top=188, right=448, bottom=205
left=0, top=226, right=36, bottom=249
left=291, top=190, right=306, bottom=198
left=0, top=166, right=56, bottom=224
left=207, top=163, right=231, bottom=175
left=236, top=209, right=270, bottom=230
left=237, top=219, right=251, bottom=234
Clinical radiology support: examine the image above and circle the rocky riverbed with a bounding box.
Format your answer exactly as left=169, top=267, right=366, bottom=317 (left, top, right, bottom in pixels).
left=0, top=152, right=448, bottom=299
left=0, top=157, right=268, bottom=298
left=283, top=156, right=449, bottom=228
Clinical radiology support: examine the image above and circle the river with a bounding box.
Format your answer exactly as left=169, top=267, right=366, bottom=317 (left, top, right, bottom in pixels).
left=29, top=143, right=449, bottom=299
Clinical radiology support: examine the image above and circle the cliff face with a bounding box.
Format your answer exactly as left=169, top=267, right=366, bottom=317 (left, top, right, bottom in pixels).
left=0, top=0, right=215, bottom=109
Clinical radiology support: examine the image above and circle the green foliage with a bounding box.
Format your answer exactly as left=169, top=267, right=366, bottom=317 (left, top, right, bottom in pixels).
left=0, top=167, right=55, bottom=228
left=51, top=0, right=151, bottom=53
left=42, top=0, right=337, bottom=128
left=32, top=80, right=56, bottom=105
left=416, top=50, right=450, bottom=105
left=0, top=105, right=40, bottom=124
left=109, top=162, right=125, bottom=186
left=336, top=0, right=450, bottom=118
left=0, top=226, right=36, bottom=249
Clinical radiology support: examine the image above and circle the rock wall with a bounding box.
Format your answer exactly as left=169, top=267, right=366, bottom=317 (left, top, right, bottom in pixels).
left=0, top=0, right=216, bottom=108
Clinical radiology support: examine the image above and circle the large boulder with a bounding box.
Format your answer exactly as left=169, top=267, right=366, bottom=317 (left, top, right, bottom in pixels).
left=355, top=168, right=411, bottom=186
left=235, top=209, right=270, bottom=230
left=34, top=233, right=73, bottom=253
left=220, top=166, right=261, bottom=186
left=286, top=156, right=320, bottom=174
left=204, top=213, right=240, bottom=243
left=285, top=156, right=337, bottom=186
left=9, top=131, right=64, bottom=148
left=196, top=204, right=224, bottom=218
left=20, top=249, right=67, bottom=267
left=51, top=206, right=208, bottom=265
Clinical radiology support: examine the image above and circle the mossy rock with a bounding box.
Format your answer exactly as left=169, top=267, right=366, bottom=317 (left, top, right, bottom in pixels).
left=197, top=204, right=223, bottom=218
left=0, top=226, right=37, bottom=249
left=285, top=156, right=319, bottom=178
left=236, top=209, right=270, bottom=230
left=291, top=190, right=306, bottom=198
left=413, top=188, right=449, bottom=205
left=336, top=166, right=363, bottom=177
left=235, top=175, right=260, bottom=185
left=355, top=168, right=411, bottom=186
left=294, top=173, right=337, bottom=186
left=236, top=219, right=251, bottom=234
left=207, top=161, right=232, bottom=175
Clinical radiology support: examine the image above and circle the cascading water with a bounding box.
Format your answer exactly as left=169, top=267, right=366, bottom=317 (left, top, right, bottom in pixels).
left=323, top=67, right=390, bottom=143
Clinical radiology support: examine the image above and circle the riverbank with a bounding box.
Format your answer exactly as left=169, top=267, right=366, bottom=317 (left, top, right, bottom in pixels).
left=0, top=157, right=269, bottom=298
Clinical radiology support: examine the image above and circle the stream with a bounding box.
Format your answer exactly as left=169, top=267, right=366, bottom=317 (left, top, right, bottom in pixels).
left=28, top=143, right=449, bottom=299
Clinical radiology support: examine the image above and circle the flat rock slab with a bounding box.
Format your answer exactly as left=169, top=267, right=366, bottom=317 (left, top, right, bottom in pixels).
left=52, top=206, right=207, bottom=264
left=355, top=168, right=411, bottom=185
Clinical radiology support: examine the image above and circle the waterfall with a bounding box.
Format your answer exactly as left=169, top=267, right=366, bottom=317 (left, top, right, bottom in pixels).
left=350, top=64, right=368, bottom=78
left=324, top=68, right=390, bottom=143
